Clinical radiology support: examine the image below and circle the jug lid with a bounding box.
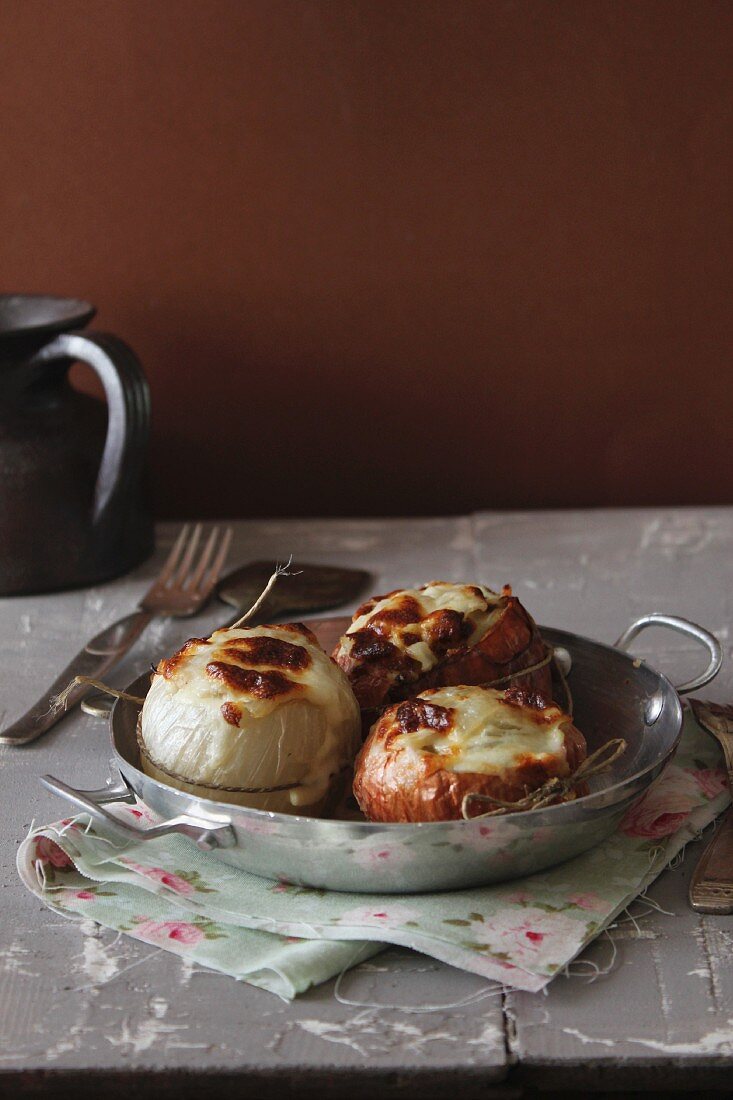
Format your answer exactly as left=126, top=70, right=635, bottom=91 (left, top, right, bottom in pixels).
left=0, top=295, right=95, bottom=344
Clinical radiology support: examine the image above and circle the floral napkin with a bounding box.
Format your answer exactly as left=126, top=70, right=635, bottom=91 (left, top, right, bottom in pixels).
left=18, top=711, right=729, bottom=999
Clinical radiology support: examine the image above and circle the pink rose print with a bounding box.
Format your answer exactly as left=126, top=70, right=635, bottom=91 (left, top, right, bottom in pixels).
left=56, top=887, right=92, bottom=905
left=506, top=889, right=533, bottom=905
left=471, top=906, right=582, bottom=963
left=691, top=768, right=728, bottom=801
left=352, top=842, right=413, bottom=871
left=133, top=919, right=204, bottom=946
left=336, top=904, right=419, bottom=927
left=568, top=892, right=606, bottom=912
left=141, top=868, right=194, bottom=895
left=463, top=820, right=525, bottom=854
left=34, top=836, right=74, bottom=869
left=620, top=767, right=701, bottom=839
left=120, top=859, right=194, bottom=895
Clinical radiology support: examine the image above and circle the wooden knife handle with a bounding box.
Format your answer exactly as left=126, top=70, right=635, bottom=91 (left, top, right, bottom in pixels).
left=689, top=805, right=733, bottom=914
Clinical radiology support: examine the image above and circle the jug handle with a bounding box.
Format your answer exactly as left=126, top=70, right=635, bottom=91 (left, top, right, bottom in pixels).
left=30, top=331, right=150, bottom=524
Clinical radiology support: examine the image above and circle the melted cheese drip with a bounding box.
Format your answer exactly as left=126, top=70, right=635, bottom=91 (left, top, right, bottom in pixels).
left=397, top=686, right=568, bottom=775
left=343, top=582, right=503, bottom=672
left=141, top=625, right=361, bottom=810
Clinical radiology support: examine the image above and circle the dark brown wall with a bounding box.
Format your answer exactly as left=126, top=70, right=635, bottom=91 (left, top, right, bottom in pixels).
left=2, top=0, right=731, bottom=517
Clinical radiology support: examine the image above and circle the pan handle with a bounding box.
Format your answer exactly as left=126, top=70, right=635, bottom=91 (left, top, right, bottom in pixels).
left=614, top=613, right=723, bottom=695
left=40, top=774, right=237, bottom=851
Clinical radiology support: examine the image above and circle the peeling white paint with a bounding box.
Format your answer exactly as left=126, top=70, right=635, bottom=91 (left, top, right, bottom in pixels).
left=694, top=922, right=725, bottom=1010
left=465, top=1021, right=503, bottom=1048
left=627, top=1021, right=733, bottom=1056
left=638, top=513, right=720, bottom=558
left=562, top=1028, right=615, bottom=1048
left=650, top=939, right=672, bottom=1023
left=0, top=942, right=35, bottom=977
left=107, top=997, right=187, bottom=1055
left=179, top=956, right=195, bottom=986
left=45, top=1024, right=88, bottom=1062
left=296, top=1008, right=466, bottom=1059
left=297, top=1017, right=372, bottom=1057
left=82, top=936, right=121, bottom=984
left=84, top=592, right=105, bottom=614
left=150, top=995, right=168, bottom=1019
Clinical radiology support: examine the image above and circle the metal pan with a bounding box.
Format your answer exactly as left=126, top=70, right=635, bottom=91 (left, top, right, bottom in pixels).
left=42, top=613, right=721, bottom=894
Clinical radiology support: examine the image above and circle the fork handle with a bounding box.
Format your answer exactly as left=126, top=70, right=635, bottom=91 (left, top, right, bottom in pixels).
left=689, top=806, right=733, bottom=914
left=0, top=610, right=153, bottom=746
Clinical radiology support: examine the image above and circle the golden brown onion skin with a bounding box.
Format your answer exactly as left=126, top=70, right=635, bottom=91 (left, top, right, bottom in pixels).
left=412, top=596, right=550, bottom=699
left=353, top=690, right=587, bottom=823
left=336, top=588, right=552, bottom=713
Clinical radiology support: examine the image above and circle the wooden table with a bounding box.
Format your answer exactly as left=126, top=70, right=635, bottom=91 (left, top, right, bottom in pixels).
left=2, top=510, right=732, bottom=1096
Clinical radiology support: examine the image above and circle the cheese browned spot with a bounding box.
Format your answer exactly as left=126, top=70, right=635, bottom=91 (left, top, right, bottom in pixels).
left=222, top=635, right=311, bottom=671
left=159, top=637, right=211, bottom=679
left=349, top=633, right=405, bottom=663
left=395, top=699, right=455, bottom=735
left=220, top=701, right=242, bottom=726
left=366, top=595, right=423, bottom=632
left=420, top=608, right=470, bottom=655
left=205, top=661, right=299, bottom=700
left=502, top=686, right=554, bottom=713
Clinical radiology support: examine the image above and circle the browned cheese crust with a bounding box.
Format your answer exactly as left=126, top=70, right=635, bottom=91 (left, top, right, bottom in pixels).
left=353, top=687, right=587, bottom=823
left=156, top=621, right=320, bottom=704
left=334, top=584, right=551, bottom=714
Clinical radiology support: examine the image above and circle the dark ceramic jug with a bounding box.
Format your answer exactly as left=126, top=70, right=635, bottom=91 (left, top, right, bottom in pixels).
left=0, top=295, right=153, bottom=595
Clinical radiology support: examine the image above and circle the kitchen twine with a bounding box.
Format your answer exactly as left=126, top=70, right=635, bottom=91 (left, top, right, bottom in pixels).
left=50, top=569, right=625, bottom=809
left=459, top=737, right=628, bottom=820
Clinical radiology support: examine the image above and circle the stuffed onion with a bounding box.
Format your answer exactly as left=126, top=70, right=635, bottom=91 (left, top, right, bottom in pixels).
left=140, top=622, right=361, bottom=815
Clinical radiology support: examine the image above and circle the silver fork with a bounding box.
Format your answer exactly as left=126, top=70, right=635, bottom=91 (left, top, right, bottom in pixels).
left=0, top=524, right=233, bottom=746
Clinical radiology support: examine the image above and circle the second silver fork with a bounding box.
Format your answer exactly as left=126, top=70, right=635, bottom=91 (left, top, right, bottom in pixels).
left=0, top=524, right=232, bottom=746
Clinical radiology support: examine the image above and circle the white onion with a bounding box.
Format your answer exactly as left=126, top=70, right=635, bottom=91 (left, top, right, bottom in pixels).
left=140, top=623, right=361, bottom=815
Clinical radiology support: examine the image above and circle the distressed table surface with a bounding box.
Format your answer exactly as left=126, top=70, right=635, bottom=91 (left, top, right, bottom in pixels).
left=1, top=510, right=732, bottom=1096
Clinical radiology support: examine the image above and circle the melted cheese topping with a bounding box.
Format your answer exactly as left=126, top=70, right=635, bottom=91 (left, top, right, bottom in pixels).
left=158, top=625, right=345, bottom=718
left=395, top=686, right=568, bottom=775
left=341, top=582, right=503, bottom=672
left=141, top=624, right=361, bottom=809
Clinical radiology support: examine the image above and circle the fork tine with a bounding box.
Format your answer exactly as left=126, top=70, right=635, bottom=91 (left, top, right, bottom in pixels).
left=155, top=524, right=190, bottom=586
left=171, top=522, right=202, bottom=586
left=196, top=526, right=233, bottom=598
left=186, top=526, right=220, bottom=593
